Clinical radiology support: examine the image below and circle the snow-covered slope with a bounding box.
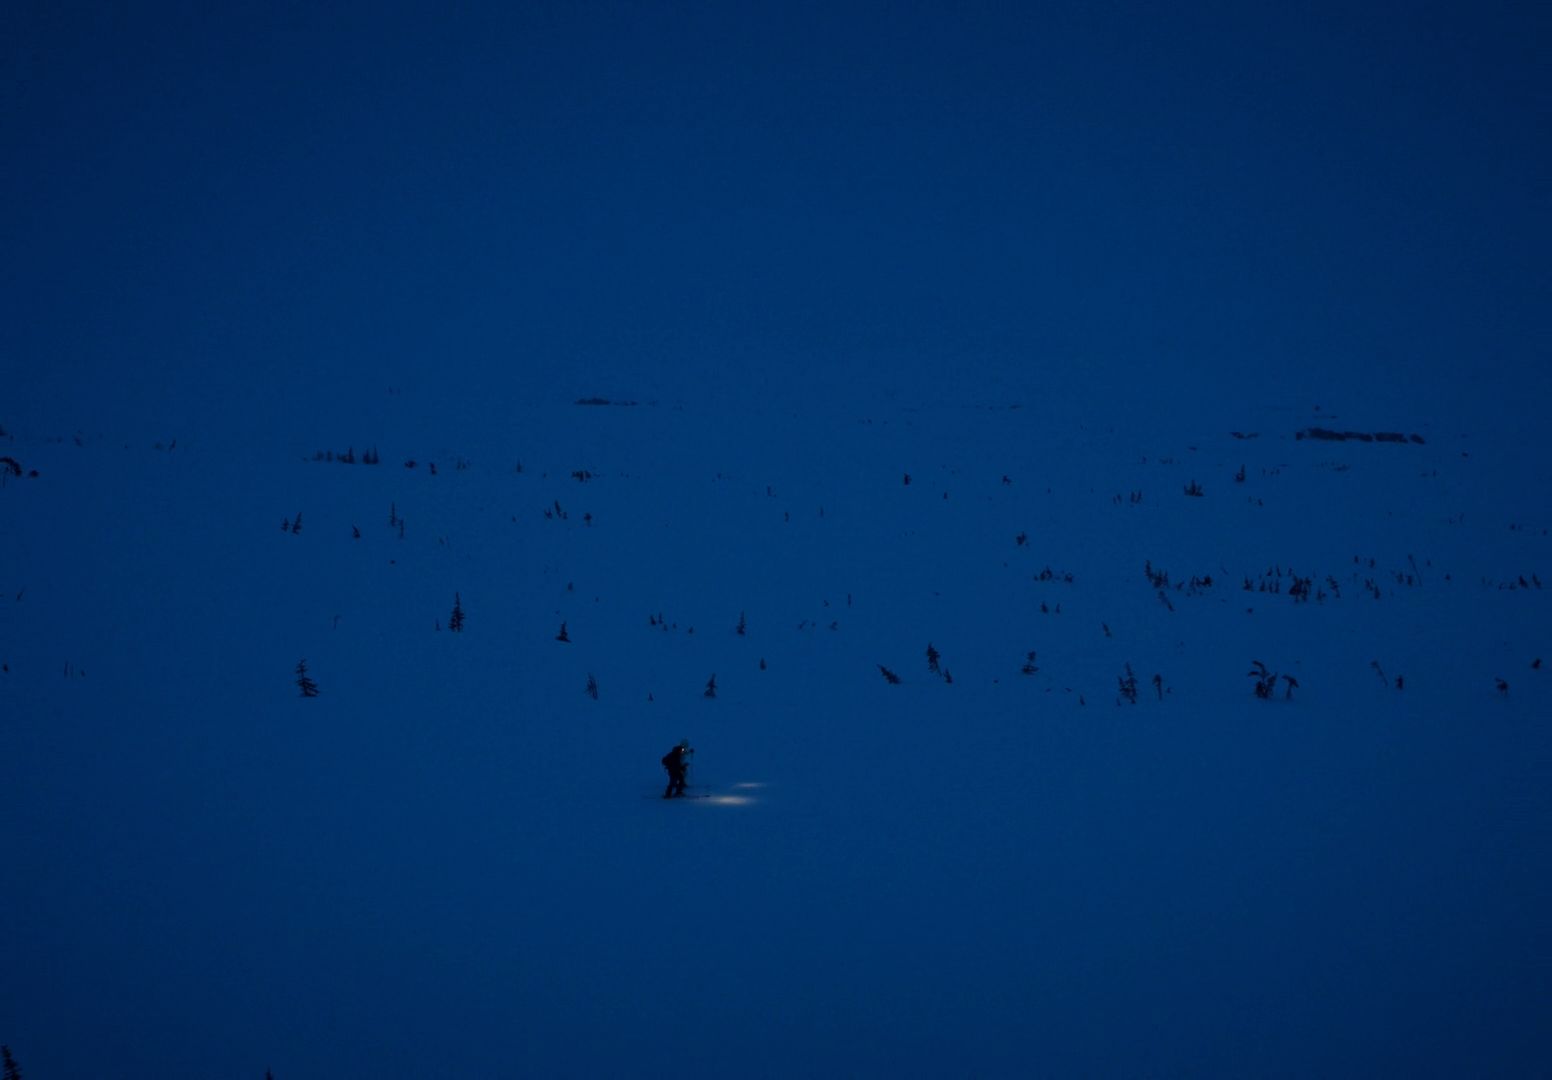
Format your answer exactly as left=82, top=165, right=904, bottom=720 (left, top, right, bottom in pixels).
left=2, top=392, right=1548, bottom=1077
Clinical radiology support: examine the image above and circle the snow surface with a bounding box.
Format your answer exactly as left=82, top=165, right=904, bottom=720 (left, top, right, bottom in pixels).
left=2, top=390, right=1549, bottom=1077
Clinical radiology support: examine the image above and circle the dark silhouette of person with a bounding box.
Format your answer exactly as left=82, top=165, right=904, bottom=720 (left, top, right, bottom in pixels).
left=661, top=740, right=691, bottom=798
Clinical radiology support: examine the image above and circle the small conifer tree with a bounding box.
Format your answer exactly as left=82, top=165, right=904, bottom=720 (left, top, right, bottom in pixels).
left=449, top=592, right=465, bottom=632
left=926, top=643, right=941, bottom=674
left=555, top=622, right=570, bottom=643
left=704, top=674, right=717, bottom=698
left=296, top=659, right=319, bottom=697
left=3, top=1046, right=21, bottom=1080
left=878, top=664, right=902, bottom=685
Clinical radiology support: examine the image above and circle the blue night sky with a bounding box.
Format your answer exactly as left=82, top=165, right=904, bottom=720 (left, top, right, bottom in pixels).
left=6, top=2, right=1549, bottom=430
left=4, top=4, right=1551, bottom=1078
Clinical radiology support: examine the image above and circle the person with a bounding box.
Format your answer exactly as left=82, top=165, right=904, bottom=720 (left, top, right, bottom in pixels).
left=661, top=739, right=692, bottom=798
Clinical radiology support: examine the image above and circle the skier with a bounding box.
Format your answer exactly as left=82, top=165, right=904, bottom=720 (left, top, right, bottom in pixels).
left=661, top=739, right=692, bottom=799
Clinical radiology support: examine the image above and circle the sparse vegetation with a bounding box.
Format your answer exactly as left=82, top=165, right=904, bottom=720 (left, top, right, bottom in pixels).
left=311, top=445, right=379, bottom=464
left=1248, top=660, right=1276, bottom=699
left=296, top=659, right=319, bottom=698
left=1297, top=427, right=1424, bottom=444
left=1248, top=661, right=1298, bottom=701
left=1117, top=664, right=1138, bottom=704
